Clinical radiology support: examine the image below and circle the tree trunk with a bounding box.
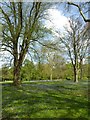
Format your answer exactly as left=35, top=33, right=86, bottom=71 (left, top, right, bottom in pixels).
left=13, top=40, right=29, bottom=86
left=73, top=66, right=78, bottom=82
left=13, top=64, right=21, bottom=86
left=80, top=66, right=82, bottom=80
left=13, top=42, right=21, bottom=86
left=80, top=58, right=83, bottom=80
left=50, top=68, right=52, bottom=80
left=50, top=73, right=52, bottom=80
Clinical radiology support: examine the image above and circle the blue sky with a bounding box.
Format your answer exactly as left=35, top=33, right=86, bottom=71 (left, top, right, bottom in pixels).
left=0, top=2, right=88, bottom=67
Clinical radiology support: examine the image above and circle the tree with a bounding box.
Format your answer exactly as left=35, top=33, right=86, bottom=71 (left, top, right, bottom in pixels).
left=0, top=2, right=51, bottom=86
left=2, top=64, right=9, bottom=81
left=78, top=31, right=89, bottom=80
left=1, top=64, right=13, bottom=81
left=67, top=2, right=90, bottom=34
left=54, top=18, right=89, bottom=82
left=42, top=46, right=65, bottom=80
left=66, top=2, right=90, bottom=81
left=21, top=59, right=36, bottom=81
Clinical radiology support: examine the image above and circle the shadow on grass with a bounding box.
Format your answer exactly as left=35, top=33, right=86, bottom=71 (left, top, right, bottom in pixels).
left=2, top=81, right=89, bottom=119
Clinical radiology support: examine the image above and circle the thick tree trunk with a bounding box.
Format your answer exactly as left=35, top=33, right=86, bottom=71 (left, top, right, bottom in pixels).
left=13, top=47, right=27, bottom=86
left=13, top=42, right=21, bottom=86
left=13, top=64, right=21, bottom=86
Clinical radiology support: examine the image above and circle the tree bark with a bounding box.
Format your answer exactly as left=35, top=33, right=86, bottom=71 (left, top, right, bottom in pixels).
left=13, top=44, right=28, bottom=86
left=50, top=73, right=52, bottom=80
left=13, top=64, right=21, bottom=86
left=80, top=58, right=83, bottom=80
left=50, top=68, right=52, bottom=80
left=73, top=65, right=78, bottom=82
left=13, top=41, right=21, bottom=86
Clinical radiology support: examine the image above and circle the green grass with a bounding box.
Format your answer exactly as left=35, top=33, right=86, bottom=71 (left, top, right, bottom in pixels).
left=2, top=80, right=89, bottom=119
left=0, top=81, right=13, bottom=84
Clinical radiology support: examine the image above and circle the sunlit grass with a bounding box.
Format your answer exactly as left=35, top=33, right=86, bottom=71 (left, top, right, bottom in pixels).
left=0, top=81, right=13, bottom=84
left=2, top=80, right=89, bottom=119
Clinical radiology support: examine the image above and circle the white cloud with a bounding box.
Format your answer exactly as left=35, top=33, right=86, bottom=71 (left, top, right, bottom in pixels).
left=45, top=8, right=70, bottom=31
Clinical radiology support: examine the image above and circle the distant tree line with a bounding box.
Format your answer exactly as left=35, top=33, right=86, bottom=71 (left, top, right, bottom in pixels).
left=1, top=59, right=89, bottom=82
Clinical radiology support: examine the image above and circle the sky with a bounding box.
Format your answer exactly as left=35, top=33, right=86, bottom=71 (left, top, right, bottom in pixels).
left=45, top=8, right=70, bottom=30
left=0, top=6, right=70, bottom=68
left=0, top=2, right=88, bottom=67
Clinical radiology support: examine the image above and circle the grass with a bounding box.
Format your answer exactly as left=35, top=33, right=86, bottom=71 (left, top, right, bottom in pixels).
left=2, top=80, right=89, bottom=119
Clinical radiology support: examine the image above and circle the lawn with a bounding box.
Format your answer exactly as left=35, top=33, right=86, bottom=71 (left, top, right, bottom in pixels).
left=2, top=80, right=89, bottom=119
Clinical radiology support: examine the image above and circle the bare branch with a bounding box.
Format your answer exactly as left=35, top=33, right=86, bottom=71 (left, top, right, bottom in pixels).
left=68, top=2, right=90, bottom=22
left=1, top=43, right=13, bottom=49
left=0, top=6, right=14, bottom=38
left=1, top=48, right=13, bottom=55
